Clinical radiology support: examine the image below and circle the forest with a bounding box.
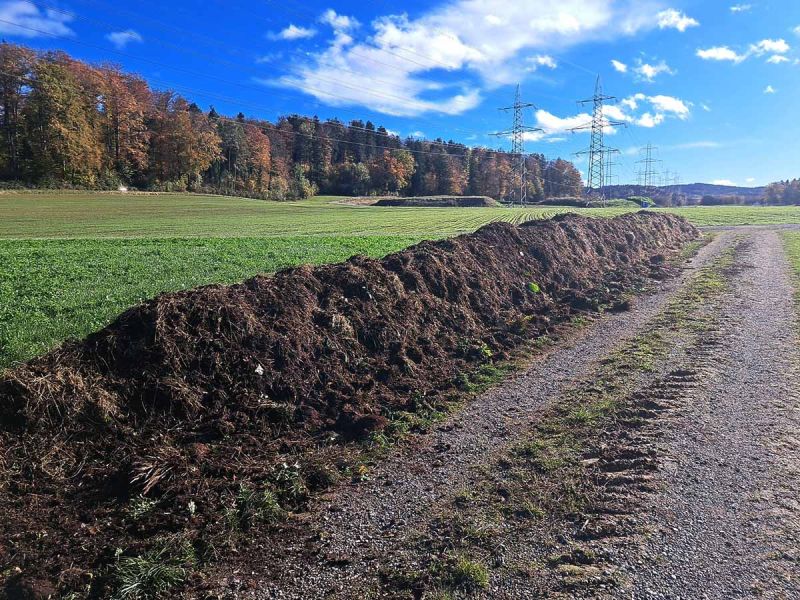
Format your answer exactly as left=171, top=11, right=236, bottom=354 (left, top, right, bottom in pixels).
left=765, top=180, right=800, bottom=205
left=0, top=42, right=583, bottom=201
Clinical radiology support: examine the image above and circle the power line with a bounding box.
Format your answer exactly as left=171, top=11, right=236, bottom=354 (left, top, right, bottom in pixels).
left=490, top=84, right=542, bottom=206
left=571, top=75, right=624, bottom=200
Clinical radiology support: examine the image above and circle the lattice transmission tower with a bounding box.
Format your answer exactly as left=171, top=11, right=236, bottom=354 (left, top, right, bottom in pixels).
left=636, top=144, right=661, bottom=197
left=571, top=76, right=625, bottom=201
left=491, top=84, right=543, bottom=206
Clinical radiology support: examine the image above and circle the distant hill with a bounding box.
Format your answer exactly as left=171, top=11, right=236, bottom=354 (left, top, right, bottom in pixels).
left=605, top=183, right=766, bottom=201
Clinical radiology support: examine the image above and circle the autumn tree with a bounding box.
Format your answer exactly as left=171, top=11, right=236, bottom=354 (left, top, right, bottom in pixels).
left=23, top=53, right=104, bottom=185
left=368, top=149, right=415, bottom=194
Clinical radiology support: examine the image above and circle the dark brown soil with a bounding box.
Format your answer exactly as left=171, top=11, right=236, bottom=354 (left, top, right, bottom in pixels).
left=0, top=212, right=696, bottom=598
left=373, top=195, right=498, bottom=207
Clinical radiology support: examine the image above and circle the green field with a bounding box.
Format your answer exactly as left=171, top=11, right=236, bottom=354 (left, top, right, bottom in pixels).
left=2, top=191, right=799, bottom=369
left=782, top=232, right=800, bottom=303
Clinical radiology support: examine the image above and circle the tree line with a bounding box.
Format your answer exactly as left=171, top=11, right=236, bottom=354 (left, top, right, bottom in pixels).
left=765, top=180, right=800, bottom=205
left=0, top=42, right=583, bottom=200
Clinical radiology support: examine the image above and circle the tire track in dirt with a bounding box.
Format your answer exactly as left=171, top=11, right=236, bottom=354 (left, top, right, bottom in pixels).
left=222, top=234, right=735, bottom=599
left=618, top=229, right=800, bottom=599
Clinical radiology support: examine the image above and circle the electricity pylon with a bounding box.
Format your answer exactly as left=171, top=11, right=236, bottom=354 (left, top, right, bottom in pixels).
left=636, top=144, right=661, bottom=197
left=571, top=76, right=625, bottom=200
left=491, top=84, right=543, bottom=206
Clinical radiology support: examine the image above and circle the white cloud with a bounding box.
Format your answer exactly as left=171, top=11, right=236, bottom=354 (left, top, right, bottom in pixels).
left=621, top=92, right=645, bottom=110
left=766, top=54, right=789, bottom=64
left=530, top=92, right=691, bottom=140
left=657, top=8, right=699, bottom=32
left=713, top=179, right=736, bottom=186
left=750, top=38, right=790, bottom=54
left=701, top=103, right=712, bottom=112
left=634, top=59, right=675, bottom=82
left=528, top=54, right=557, bottom=69
left=674, top=140, right=720, bottom=149
left=698, top=38, right=791, bottom=65
left=268, top=24, right=317, bottom=41
left=320, top=9, right=359, bottom=31
left=636, top=112, right=664, bottom=128
left=269, top=0, right=681, bottom=117
left=611, top=59, right=628, bottom=73
left=105, top=29, right=142, bottom=49
left=696, top=46, right=748, bottom=62
left=794, top=25, right=800, bottom=37
left=0, top=0, right=74, bottom=37
left=529, top=109, right=595, bottom=140
left=746, top=177, right=756, bottom=183
left=648, top=94, right=691, bottom=118
left=730, top=4, right=752, bottom=12
left=764, top=84, right=776, bottom=93
left=409, top=130, right=425, bottom=139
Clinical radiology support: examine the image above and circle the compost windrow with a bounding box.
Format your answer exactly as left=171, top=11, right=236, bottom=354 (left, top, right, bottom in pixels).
left=0, top=212, right=697, bottom=597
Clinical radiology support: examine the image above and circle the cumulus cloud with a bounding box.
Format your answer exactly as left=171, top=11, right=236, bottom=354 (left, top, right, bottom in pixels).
left=0, top=0, right=73, bottom=37
left=656, top=8, right=699, bottom=32
left=764, top=84, right=776, bottom=93
left=611, top=59, right=628, bottom=73
left=730, top=4, right=752, bottom=12
left=105, top=29, right=143, bottom=49
left=697, top=38, right=791, bottom=65
left=528, top=92, right=691, bottom=140
left=268, top=24, right=316, bottom=41
left=320, top=9, right=359, bottom=31
left=750, top=38, right=790, bottom=54
left=636, top=112, right=665, bottom=128
left=528, top=54, right=557, bottom=70
left=634, top=59, right=675, bottom=82
left=696, top=46, right=748, bottom=62
left=648, top=94, right=691, bottom=117
left=766, top=54, right=789, bottom=64
left=265, top=0, right=680, bottom=117
left=712, top=179, right=736, bottom=186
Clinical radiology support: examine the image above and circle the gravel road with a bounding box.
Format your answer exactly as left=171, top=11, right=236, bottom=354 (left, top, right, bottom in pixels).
left=619, top=229, right=800, bottom=599
left=220, top=228, right=800, bottom=599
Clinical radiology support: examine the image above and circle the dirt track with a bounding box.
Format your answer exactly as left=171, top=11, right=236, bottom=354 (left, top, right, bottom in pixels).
left=621, top=230, right=800, bottom=599
left=221, top=228, right=800, bottom=599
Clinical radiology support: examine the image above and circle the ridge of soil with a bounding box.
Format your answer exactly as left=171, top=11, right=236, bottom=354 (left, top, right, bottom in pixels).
left=0, top=212, right=696, bottom=598
left=232, top=231, right=727, bottom=599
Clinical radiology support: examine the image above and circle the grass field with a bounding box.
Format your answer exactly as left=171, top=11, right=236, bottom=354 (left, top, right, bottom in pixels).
left=782, top=232, right=800, bottom=303
left=3, top=191, right=799, bottom=369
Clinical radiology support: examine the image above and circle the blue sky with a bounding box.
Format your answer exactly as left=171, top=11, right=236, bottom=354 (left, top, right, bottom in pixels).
left=1, top=0, right=799, bottom=186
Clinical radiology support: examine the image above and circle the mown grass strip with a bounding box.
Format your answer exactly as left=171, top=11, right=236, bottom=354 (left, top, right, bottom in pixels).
left=780, top=232, right=800, bottom=311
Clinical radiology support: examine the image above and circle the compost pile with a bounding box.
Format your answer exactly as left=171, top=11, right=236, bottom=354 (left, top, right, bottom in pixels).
left=0, top=212, right=696, bottom=598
